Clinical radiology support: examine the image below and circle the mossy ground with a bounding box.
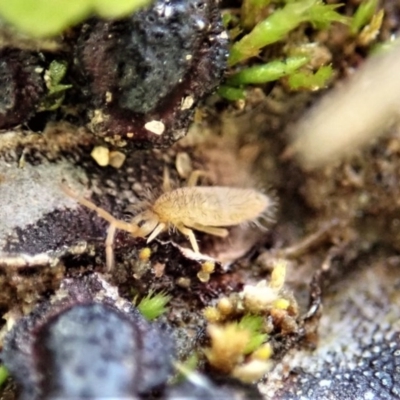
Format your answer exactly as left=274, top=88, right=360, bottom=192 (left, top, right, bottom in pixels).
left=1, top=0, right=400, bottom=397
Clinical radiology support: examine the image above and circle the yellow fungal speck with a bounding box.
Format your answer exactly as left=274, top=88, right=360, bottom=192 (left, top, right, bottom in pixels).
left=204, top=324, right=249, bottom=373
left=138, top=247, right=152, bottom=262
left=217, top=297, right=234, bottom=317
left=108, top=151, right=126, bottom=169
left=197, top=270, right=211, bottom=282
left=270, top=259, right=287, bottom=290
left=201, top=260, right=215, bottom=274
left=242, top=280, right=278, bottom=314
left=251, top=343, right=273, bottom=361
left=272, top=298, right=290, bottom=310
left=232, top=359, right=272, bottom=383
left=203, top=307, right=222, bottom=323
left=91, top=146, right=109, bottom=166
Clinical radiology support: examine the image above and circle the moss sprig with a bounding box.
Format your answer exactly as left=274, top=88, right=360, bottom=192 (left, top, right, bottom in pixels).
left=0, top=0, right=150, bottom=37
left=136, top=290, right=171, bottom=321
left=228, top=0, right=349, bottom=67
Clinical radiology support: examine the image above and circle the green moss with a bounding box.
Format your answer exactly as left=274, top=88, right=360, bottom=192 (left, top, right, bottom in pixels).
left=0, top=365, right=8, bottom=388
left=221, top=0, right=385, bottom=100
left=218, top=85, right=246, bottom=101
left=287, top=65, right=334, bottom=90
left=39, top=60, right=72, bottom=111
left=350, top=0, right=378, bottom=35
left=173, top=353, right=199, bottom=383
left=227, top=56, right=309, bottom=86
left=136, top=290, right=171, bottom=321
left=0, top=0, right=150, bottom=37
left=240, top=0, right=271, bottom=30
left=370, top=37, right=400, bottom=55
left=228, top=0, right=349, bottom=66
left=237, top=314, right=268, bottom=354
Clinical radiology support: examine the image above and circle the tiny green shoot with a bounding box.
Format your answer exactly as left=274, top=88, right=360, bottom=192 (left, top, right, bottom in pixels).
left=237, top=314, right=268, bottom=354
left=350, top=0, right=378, bottom=35
left=228, top=0, right=349, bottom=66
left=240, top=0, right=271, bottom=30
left=287, top=64, right=333, bottom=90
left=0, top=0, right=150, bottom=37
left=136, top=290, right=171, bottom=321
left=0, top=365, right=9, bottom=388
left=369, top=37, right=400, bottom=55
left=173, top=353, right=199, bottom=383
left=218, top=85, right=246, bottom=101
left=39, top=60, right=72, bottom=111
left=227, top=56, right=309, bottom=86
left=357, top=9, right=384, bottom=46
